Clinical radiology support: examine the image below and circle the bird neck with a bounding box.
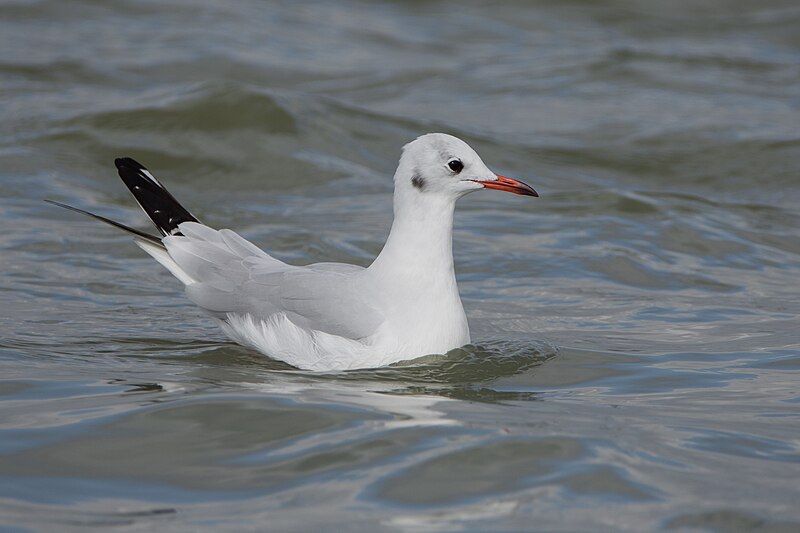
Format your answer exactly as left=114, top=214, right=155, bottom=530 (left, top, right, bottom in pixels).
left=368, top=192, right=457, bottom=279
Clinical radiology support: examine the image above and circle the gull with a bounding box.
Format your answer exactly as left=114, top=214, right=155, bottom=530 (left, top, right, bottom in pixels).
left=49, top=133, right=537, bottom=371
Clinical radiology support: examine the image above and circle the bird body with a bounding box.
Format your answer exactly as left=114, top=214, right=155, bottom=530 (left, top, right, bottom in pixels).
left=50, top=133, right=537, bottom=371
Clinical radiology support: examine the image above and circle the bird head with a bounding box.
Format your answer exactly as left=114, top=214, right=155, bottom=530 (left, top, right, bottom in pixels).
left=395, top=133, right=538, bottom=200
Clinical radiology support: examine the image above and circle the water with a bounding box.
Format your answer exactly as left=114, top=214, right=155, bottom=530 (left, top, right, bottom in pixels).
left=2, top=0, right=799, bottom=530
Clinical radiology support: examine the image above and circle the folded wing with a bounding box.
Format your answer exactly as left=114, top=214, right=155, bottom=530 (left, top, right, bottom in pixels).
left=168, top=222, right=382, bottom=341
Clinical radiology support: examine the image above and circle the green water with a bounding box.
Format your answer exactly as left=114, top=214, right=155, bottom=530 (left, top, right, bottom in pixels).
left=1, top=1, right=799, bottom=531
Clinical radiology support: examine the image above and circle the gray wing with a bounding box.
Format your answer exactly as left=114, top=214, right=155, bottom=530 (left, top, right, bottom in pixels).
left=166, top=223, right=382, bottom=340
left=269, top=268, right=381, bottom=339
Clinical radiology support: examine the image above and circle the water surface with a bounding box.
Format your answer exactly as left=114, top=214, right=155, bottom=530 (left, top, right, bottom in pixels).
left=2, top=0, right=799, bottom=531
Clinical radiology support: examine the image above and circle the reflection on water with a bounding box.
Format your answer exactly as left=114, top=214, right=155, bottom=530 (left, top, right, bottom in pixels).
left=2, top=0, right=800, bottom=530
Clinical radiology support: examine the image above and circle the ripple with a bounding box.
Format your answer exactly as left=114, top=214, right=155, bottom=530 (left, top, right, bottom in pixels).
left=334, top=340, right=557, bottom=385
left=374, top=438, right=583, bottom=505
left=75, top=82, right=296, bottom=134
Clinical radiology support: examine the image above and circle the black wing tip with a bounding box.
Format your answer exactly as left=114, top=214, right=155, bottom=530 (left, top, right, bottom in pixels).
left=115, top=157, right=148, bottom=172
left=112, top=157, right=200, bottom=236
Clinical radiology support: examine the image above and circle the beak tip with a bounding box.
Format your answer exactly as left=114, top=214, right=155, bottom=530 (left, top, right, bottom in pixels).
left=478, top=175, right=539, bottom=198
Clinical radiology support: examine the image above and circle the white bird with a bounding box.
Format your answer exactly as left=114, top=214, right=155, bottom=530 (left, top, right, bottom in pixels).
left=49, top=133, right=538, bottom=371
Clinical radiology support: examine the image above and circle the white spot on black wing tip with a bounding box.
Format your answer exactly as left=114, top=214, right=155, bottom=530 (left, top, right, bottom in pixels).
left=115, top=157, right=159, bottom=185
left=140, top=169, right=158, bottom=183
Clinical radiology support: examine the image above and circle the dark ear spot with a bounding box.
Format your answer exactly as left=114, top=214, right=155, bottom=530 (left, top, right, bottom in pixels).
left=411, top=173, right=426, bottom=191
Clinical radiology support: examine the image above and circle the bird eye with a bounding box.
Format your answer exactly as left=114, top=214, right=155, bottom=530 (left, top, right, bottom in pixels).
left=447, top=159, right=463, bottom=173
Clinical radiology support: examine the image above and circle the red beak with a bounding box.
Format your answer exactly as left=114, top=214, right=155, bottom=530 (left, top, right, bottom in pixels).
left=473, top=175, right=539, bottom=197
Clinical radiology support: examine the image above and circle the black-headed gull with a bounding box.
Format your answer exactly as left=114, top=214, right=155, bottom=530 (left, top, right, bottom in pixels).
left=49, top=133, right=537, bottom=370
